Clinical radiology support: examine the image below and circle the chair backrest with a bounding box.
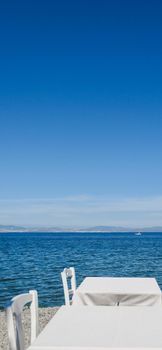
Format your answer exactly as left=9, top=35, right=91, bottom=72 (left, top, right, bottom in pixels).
left=61, top=267, right=76, bottom=305
left=6, top=290, right=39, bottom=350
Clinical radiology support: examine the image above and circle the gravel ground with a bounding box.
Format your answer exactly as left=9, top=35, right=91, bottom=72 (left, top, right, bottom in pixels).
left=0, top=307, right=59, bottom=350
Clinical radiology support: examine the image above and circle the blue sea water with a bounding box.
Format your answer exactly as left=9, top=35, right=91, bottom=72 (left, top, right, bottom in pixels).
left=1, top=232, right=162, bottom=309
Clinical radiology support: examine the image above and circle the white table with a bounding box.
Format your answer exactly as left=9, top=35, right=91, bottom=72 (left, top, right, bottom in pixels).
left=29, top=305, right=162, bottom=350
left=72, top=277, right=161, bottom=306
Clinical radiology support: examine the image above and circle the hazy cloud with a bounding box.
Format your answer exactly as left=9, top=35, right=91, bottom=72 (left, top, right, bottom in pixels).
left=0, top=195, right=162, bottom=226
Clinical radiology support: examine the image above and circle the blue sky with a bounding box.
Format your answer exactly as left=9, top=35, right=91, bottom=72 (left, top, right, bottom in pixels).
left=0, top=0, right=162, bottom=226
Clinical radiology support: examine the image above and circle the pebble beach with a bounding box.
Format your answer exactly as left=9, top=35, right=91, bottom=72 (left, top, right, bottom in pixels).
left=0, top=307, right=59, bottom=350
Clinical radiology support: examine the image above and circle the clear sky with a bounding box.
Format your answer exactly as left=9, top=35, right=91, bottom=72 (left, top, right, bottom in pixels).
left=0, top=0, right=162, bottom=227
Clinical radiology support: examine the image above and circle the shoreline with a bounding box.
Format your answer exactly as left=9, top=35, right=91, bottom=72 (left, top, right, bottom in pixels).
left=0, top=230, right=137, bottom=233
left=0, top=306, right=59, bottom=350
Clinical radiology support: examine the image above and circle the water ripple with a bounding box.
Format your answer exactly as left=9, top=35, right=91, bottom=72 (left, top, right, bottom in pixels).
left=1, top=232, right=162, bottom=309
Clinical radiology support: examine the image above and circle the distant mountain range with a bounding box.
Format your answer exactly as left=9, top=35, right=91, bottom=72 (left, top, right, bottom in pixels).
left=0, top=225, right=162, bottom=233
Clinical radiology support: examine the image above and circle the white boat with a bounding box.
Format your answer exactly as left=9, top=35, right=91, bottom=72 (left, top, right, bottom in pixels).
left=135, top=232, right=142, bottom=236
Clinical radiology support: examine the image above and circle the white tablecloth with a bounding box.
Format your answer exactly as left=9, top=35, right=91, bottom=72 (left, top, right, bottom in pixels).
left=72, top=277, right=161, bottom=306
left=29, top=305, right=162, bottom=349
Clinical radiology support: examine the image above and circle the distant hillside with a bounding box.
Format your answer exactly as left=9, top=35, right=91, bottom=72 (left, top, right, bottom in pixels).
left=0, top=225, right=162, bottom=233
left=0, top=225, right=26, bottom=231
left=80, top=226, right=129, bottom=232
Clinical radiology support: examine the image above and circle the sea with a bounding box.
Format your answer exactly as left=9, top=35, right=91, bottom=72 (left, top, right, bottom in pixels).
left=1, top=231, right=162, bottom=309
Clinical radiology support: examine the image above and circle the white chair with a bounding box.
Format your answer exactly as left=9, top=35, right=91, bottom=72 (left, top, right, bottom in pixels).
left=6, top=290, right=39, bottom=350
left=61, top=267, right=76, bottom=305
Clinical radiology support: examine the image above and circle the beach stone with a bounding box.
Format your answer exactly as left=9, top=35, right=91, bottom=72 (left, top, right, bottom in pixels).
left=0, top=307, right=59, bottom=350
